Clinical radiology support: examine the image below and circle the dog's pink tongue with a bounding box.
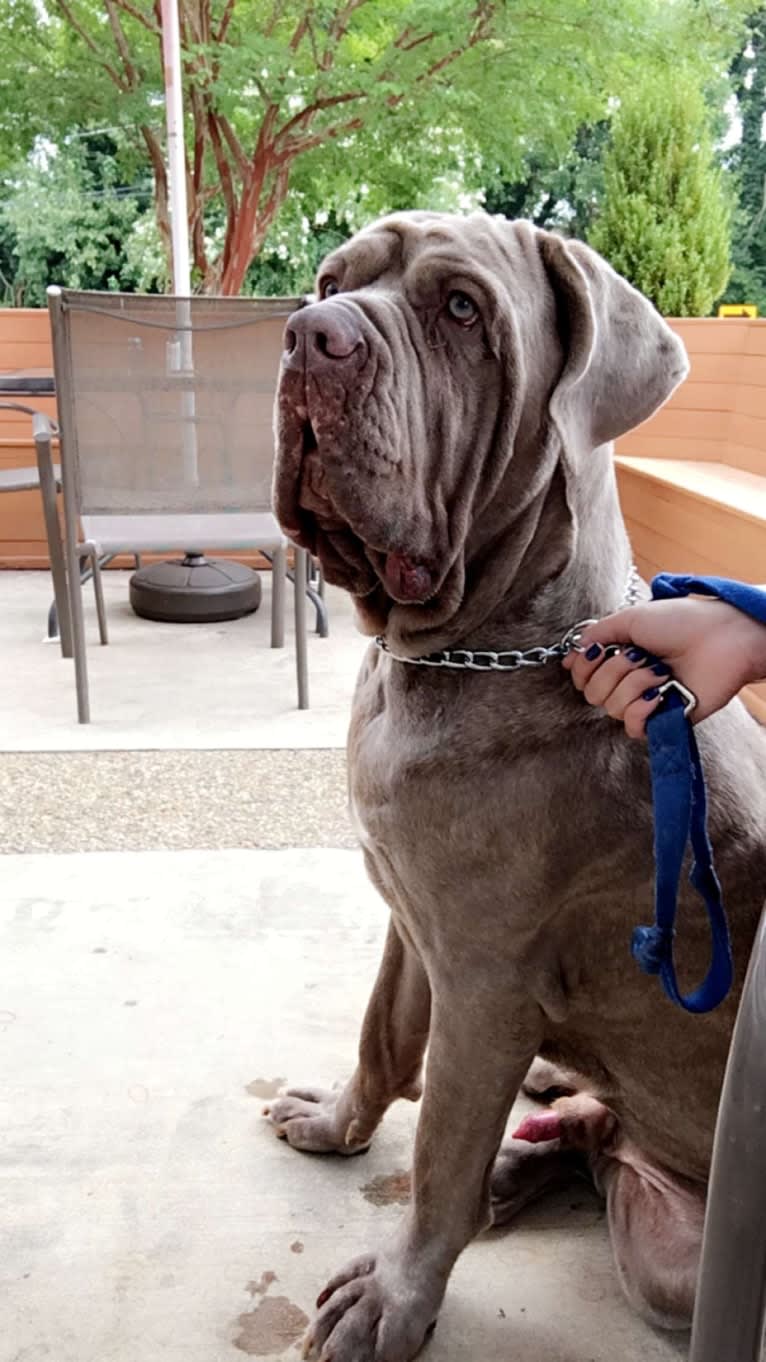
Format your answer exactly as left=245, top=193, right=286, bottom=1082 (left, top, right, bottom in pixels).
left=512, top=1112, right=562, bottom=1144
left=383, top=553, right=434, bottom=603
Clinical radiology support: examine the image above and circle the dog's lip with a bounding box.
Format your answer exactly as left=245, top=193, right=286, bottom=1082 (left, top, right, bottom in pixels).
left=381, top=552, right=437, bottom=604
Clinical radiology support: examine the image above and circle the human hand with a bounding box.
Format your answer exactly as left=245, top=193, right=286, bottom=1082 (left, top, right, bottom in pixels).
left=562, top=596, right=766, bottom=739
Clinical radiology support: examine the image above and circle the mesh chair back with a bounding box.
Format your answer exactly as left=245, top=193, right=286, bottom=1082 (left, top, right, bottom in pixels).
left=49, top=291, right=301, bottom=516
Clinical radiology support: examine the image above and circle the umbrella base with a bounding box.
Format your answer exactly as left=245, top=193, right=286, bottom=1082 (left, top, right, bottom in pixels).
left=129, top=553, right=262, bottom=623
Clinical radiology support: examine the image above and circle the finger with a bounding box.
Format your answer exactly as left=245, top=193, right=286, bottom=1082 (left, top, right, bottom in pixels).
left=623, top=691, right=664, bottom=740
left=600, top=665, right=670, bottom=720
left=575, top=606, right=646, bottom=652
left=582, top=651, right=663, bottom=709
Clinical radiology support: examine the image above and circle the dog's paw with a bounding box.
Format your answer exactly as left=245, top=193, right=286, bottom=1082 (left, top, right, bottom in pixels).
left=263, top=1084, right=370, bottom=1154
left=304, top=1251, right=441, bottom=1361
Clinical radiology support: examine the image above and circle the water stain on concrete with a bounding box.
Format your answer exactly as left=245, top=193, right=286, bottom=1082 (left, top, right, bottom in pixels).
left=234, top=1297, right=309, bottom=1356
left=361, top=1169, right=411, bottom=1206
left=246, top=1270, right=277, bottom=1298
left=290, top=1240, right=304, bottom=1254
left=245, top=1077, right=285, bottom=1100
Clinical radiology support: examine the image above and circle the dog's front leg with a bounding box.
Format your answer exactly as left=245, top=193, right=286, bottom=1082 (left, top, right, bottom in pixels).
left=265, top=917, right=431, bottom=1153
left=303, top=986, right=543, bottom=1361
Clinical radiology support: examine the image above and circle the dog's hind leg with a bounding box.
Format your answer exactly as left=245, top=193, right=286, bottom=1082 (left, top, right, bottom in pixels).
left=597, top=1145, right=704, bottom=1330
left=513, top=1092, right=704, bottom=1329
left=489, top=1137, right=584, bottom=1225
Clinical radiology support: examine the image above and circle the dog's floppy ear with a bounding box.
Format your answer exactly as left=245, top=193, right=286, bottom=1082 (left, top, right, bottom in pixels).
left=539, top=232, right=689, bottom=452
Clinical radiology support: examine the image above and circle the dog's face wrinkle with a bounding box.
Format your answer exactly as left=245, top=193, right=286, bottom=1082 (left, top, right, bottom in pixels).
left=279, top=216, right=542, bottom=617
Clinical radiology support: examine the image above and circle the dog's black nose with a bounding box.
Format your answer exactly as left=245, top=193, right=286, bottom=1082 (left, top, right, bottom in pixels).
left=283, top=300, right=365, bottom=370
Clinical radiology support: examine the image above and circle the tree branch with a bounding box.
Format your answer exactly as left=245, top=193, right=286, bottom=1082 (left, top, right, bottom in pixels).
left=55, top=0, right=129, bottom=90
left=274, top=89, right=365, bottom=149
left=273, top=113, right=365, bottom=164
left=110, top=0, right=160, bottom=35
left=104, top=0, right=142, bottom=88
left=215, top=0, right=235, bottom=44
left=264, top=0, right=285, bottom=39
left=217, top=115, right=248, bottom=178
left=207, top=110, right=239, bottom=274
left=322, top=0, right=367, bottom=69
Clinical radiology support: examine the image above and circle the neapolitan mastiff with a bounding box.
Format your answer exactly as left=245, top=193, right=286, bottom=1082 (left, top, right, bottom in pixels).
left=266, top=211, right=766, bottom=1361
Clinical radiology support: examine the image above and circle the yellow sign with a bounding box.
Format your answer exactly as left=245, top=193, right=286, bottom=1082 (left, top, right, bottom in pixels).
left=718, top=304, right=758, bottom=318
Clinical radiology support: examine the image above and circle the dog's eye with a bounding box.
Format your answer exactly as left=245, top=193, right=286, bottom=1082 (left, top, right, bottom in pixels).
left=320, top=279, right=340, bottom=299
left=446, top=291, right=478, bottom=326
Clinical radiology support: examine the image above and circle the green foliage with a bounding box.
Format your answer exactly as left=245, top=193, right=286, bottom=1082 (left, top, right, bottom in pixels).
left=720, top=5, right=766, bottom=314
left=0, top=0, right=753, bottom=299
left=0, top=134, right=164, bottom=305
left=484, top=123, right=610, bottom=238
left=588, top=72, right=732, bottom=316
left=0, top=0, right=748, bottom=296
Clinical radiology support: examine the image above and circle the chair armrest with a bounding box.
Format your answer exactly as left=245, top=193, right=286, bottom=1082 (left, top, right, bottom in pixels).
left=32, top=410, right=60, bottom=441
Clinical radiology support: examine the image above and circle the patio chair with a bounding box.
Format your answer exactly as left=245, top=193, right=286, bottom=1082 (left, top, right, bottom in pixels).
left=0, top=399, right=71, bottom=654
left=46, top=286, right=310, bottom=723
left=688, top=904, right=766, bottom=1362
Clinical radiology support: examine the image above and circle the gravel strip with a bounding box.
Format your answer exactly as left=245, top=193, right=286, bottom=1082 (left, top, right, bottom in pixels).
left=0, top=749, right=355, bottom=854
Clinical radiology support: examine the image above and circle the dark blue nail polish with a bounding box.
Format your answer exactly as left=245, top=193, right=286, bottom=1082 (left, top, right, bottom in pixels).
left=642, top=687, right=660, bottom=701
left=650, top=662, right=669, bottom=677
left=626, top=647, right=645, bottom=663
left=585, top=643, right=602, bottom=661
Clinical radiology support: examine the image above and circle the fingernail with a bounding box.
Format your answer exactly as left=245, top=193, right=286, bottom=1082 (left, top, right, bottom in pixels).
left=585, top=643, right=602, bottom=661
left=626, top=647, right=645, bottom=663
left=650, top=662, right=669, bottom=677
left=642, top=687, right=660, bottom=701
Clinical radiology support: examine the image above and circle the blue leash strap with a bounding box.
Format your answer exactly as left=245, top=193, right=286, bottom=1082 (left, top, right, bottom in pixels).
left=633, top=687, right=731, bottom=1012
left=628, top=571, right=766, bottom=1013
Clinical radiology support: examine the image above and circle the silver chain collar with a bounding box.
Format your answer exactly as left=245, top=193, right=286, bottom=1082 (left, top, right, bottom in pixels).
left=375, top=566, right=641, bottom=672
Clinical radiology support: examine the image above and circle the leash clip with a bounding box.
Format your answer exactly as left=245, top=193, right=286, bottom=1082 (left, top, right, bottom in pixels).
left=559, top=618, right=597, bottom=656
left=656, top=677, right=697, bottom=719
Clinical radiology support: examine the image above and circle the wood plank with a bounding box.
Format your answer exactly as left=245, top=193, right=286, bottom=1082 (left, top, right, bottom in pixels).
left=617, top=468, right=766, bottom=582
left=722, top=444, right=766, bottom=477
left=666, top=320, right=752, bottom=354
left=733, top=384, right=766, bottom=420
left=621, top=512, right=732, bottom=579
left=0, top=398, right=58, bottom=431
left=0, top=309, right=51, bottom=342
left=683, top=353, right=754, bottom=386
left=663, top=381, right=734, bottom=413
left=0, top=344, right=54, bottom=369
left=616, top=457, right=766, bottom=524
left=729, top=411, right=766, bottom=452
left=616, top=433, right=726, bottom=461
left=744, top=324, right=766, bottom=357
left=626, top=408, right=731, bottom=443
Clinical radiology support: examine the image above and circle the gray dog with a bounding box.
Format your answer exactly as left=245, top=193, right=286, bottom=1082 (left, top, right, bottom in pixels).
left=267, top=211, right=766, bottom=1361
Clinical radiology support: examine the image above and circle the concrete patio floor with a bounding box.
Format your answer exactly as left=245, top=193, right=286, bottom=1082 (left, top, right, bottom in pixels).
left=2, top=566, right=695, bottom=1361
left=2, top=847, right=688, bottom=1362
left=0, top=570, right=364, bottom=751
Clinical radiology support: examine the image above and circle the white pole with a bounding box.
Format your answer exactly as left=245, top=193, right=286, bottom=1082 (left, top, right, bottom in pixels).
left=161, top=0, right=191, bottom=295
left=160, top=0, right=198, bottom=484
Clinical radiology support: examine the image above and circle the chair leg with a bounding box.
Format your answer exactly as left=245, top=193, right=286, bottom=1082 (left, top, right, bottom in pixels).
left=67, top=546, right=91, bottom=724
left=293, top=546, right=309, bottom=710
left=689, top=903, right=766, bottom=1362
left=91, top=553, right=109, bottom=645
left=271, top=544, right=286, bottom=648
left=36, top=430, right=72, bottom=657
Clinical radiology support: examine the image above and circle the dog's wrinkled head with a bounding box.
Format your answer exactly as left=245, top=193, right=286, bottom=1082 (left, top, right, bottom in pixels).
left=274, top=211, right=687, bottom=647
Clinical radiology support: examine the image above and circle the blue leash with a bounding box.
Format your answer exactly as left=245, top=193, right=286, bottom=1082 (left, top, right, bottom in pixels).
left=632, top=574, right=766, bottom=1013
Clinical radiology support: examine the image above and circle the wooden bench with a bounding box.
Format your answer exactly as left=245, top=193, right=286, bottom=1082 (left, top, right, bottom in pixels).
left=615, top=318, right=766, bottom=723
